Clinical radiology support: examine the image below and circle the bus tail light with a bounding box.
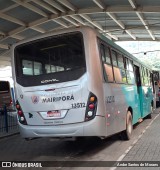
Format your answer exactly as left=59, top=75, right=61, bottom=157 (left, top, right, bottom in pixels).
left=85, top=92, right=97, bottom=121
left=16, top=101, right=27, bottom=125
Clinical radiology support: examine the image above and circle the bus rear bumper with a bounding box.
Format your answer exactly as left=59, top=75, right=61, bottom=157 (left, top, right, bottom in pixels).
left=18, top=116, right=106, bottom=138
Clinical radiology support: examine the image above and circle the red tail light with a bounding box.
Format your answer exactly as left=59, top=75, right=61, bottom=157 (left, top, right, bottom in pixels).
left=18, top=110, right=23, bottom=116
left=16, top=101, right=27, bottom=125
left=85, top=92, right=97, bottom=121
left=89, top=104, right=95, bottom=109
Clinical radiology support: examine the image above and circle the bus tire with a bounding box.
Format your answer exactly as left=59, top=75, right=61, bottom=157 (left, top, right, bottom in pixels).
left=122, top=111, right=133, bottom=140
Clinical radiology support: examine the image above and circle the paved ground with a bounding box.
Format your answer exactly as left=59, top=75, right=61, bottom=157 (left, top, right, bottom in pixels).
left=116, top=108, right=160, bottom=170
left=0, top=109, right=159, bottom=170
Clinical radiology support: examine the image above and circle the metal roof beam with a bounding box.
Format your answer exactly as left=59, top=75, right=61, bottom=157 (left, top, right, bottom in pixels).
left=0, top=4, right=19, bottom=13
left=8, top=26, right=26, bottom=37
left=107, top=13, right=125, bottom=29
left=80, top=14, right=103, bottom=30
left=93, top=0, right=135, bottom=40
left=80, top=14, right=118, bottom=40
left=146, top=29, right=155, bottom=41
left=33, top=0, right=58, bottom=14
left=53, top=19, right=69, bottom=28
left=0, top=12, right=26, bottom=26
left=136, top=12, right=155, bottom=40
left=0, top=17, right=50, bottom=44
left=0, top=0, right=31, bottom=12
left=62, top=16, right=79, bottom=26
left=31, top=27, right=46, bottom=33
left=28, top=17, right=49, bottom=27
left=11, top=34, right=24, bottom=40
left=0, top=28, right=24, bottom=41
left=125, top=30, right=136, bottom=40
left=128, top=0, right=155, bottom=40
left=104, top=33, right=118, bottom=41
left=92, top=0, right=105, bottom=9
left=57, top=0, right=77, bottom=11
left=107, top=12, right=136, bottom=40
left=0, top=27, right=26, bottom=44
left=70, top=15, right=86, bottom=25
left=48, top=24, right=74, bottom=33
left=44, top=0, right=66, bottom=12
left=128, top=0, right=137, bottom=9
left=12, top=0, right=48, bottom=17
left=1, top=5, right=158, bottom=45
left=78, top=5, right=160, bottom=13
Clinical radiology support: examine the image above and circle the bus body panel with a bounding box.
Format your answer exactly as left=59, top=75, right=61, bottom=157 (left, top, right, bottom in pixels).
left=104, top=83, right=142, bottom=137
left=139, top=86, right=153, bottom=118
left=122, top=85, right=141, bottom=124
left=103, top=83, right=126, bottom=136
left=18, top=116, right=106, bottom=138
left=15, top=74, right=90, bottom=125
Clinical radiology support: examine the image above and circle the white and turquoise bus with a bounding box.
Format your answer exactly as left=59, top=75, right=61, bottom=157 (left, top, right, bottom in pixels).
left=12, top=26, right=154, bottom=140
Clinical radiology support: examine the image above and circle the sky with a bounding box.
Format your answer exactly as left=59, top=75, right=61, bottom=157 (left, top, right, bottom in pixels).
left=116, top=41, right=160, bottom=70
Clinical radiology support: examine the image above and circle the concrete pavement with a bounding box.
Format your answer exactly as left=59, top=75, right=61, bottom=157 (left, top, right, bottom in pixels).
left=116, top=108, right=160, bottom=170
left=0, top=109, right=160, bottom=170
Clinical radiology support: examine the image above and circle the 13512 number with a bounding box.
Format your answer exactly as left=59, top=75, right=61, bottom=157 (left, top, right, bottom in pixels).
left=71, top=103, right=86, bottom=109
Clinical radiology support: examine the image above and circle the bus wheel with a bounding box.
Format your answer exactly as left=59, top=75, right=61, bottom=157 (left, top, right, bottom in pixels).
left=122, top=111, right=133, bottom=140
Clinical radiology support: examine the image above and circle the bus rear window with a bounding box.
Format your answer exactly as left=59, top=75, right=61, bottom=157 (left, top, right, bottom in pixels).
left=15, top=32, right=86, bottom=87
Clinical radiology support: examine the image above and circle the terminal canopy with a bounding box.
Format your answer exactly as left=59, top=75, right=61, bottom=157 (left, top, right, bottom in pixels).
left=0, top=0, right=160, bottom=69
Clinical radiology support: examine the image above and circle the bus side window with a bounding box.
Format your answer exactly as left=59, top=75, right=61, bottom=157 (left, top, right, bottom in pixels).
left=104, top=46, right=114, bottom=82
left=117, top=54, right=124, bottom=69
left=100, top=44, right=105, bottom=62
left=100, top=44, right=114, bottom=82
left=117, top=54, right=127, bottom=83
left=105, top=47, right=111, bottom=64
left=111, top=50, right=118, bottom=66
left=104, top=64, right=114, bottom=82
left=126, top=59, right=135, bottom=84
left=144, top=68, right=147, bottom=86
left=111, top=50, right=124, bottom=83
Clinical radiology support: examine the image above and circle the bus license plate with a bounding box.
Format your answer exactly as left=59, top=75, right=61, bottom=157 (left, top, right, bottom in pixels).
left=47, top=110, right=61, bottom=118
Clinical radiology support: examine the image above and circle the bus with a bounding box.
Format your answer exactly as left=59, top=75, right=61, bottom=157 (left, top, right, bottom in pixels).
left=0, top=81, right=15, bottom=113
left=12, top=26, right=154, bottom=140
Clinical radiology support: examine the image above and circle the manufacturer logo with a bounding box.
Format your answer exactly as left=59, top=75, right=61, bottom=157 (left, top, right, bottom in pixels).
left=31, top=96, right=39, bottom=104
left=41, top=79, right=59, bottom=84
